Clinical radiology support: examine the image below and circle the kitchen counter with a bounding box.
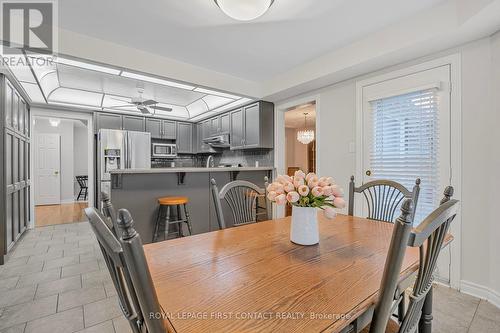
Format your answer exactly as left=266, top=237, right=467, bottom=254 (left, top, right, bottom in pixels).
left=110, top=166, right=274, bottom=174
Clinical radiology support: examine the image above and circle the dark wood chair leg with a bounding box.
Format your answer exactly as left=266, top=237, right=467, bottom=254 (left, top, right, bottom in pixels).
left=184, top=204, right=193, bottom=235
left=152, top=206, right=163, bottom=243
left=164, top=206, right=170, bottom=241
left=419, top=286, right=433, bottom=333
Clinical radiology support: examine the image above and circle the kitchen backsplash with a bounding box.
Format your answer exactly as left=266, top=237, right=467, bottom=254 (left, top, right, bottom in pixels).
left=151, top=148, right=274, bottom=168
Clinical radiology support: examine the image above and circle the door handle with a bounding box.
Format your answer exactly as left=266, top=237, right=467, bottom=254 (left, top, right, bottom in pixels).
left=54, top=171, right=59, bottom=175
left=365, top=170, right=372, bottom=176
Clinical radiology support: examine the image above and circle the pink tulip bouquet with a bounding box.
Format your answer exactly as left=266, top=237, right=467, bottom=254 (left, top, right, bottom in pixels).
left=267, top=170, right=346, bottom=219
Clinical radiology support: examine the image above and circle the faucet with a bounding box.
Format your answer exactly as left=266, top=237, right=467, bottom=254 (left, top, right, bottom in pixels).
left=206, top=155, right=215, bottom=168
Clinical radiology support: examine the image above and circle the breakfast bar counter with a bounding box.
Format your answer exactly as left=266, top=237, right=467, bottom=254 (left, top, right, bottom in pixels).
left=109, top=167, right=273, bottom=243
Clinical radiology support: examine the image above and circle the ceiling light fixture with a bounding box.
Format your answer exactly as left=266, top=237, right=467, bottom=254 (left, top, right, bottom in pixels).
left=56, top=57, right=121, bottom=75
left=214, top=0, right=274, bottom=21
left=120, top=71, right=196, bottom=91
left=297, top=113, right=315, bottom=145
left=49, top=118, right=61, bottom=127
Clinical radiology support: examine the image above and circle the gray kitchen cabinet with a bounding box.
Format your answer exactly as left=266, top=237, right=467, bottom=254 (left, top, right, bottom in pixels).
left=230, top=108, right=244, bottom=149
left=162, top=120, right=177, bottom=139
left=177, top=122, right=194, bottom=154
left=145, top=118, right=162, bottom=139
left=1, top=75, right=30, bottom=264
left=220, top=113, right=230, bottom=134
left=230, top=102, right=273, bottom=150
left=210, top=117, right=220, bottom=136
left=197, top=120, right=215, bottom=153
left=122, top=115, right=145, bottom=132
left=95, top=113, right=123, bottom=131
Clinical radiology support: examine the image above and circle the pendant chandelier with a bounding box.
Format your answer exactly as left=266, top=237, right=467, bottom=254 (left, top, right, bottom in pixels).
left=297, top=112, right=315, bottom=145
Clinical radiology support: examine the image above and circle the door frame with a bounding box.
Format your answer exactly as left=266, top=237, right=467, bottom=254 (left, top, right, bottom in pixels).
left=34, top=132, right=61, bottom=205
left=274, top=94, right=321, bottom=219
left=30, top=108, right=95, bottom=228
left=355, top=54, right=462, bottom=289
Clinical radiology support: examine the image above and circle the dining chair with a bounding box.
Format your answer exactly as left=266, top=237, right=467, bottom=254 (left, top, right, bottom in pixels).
left=362, top=186, right=458, bottom=333
left=100, top=191, right=118, bottom=234
left=348, top=176, right=421, bottom=223
left=84, top=207, right=166, bottom=333
left=76, top=175, right=88, bottom=201
left=211, top=178, right=268, bottom=229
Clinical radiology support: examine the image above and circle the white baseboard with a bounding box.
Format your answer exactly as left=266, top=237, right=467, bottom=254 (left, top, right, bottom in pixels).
left=460, top=280, right=500, bottom=309
left=60, top=199, right=76, bottom=204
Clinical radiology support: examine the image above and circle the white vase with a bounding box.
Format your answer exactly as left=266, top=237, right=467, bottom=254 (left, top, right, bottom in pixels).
left=290, top=206, right=319, bottom=246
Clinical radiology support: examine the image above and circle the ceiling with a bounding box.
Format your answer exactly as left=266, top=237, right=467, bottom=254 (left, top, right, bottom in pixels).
left=6, top=54, right=252, bottom=121
left=285, top=103, right=316, bottom=129
left=57, top=0, right=447, bottom=81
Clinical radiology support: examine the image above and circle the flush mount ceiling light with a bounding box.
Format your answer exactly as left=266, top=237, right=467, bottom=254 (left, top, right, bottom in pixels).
left=297, top=112, right=315, bottom=145
left=214, top=0, right=274, bottom=21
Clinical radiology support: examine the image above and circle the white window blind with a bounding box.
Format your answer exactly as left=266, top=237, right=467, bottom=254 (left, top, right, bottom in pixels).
left=369, top=88, right=440, bottom=223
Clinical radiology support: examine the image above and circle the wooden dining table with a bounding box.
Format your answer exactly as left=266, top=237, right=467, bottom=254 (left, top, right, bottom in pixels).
left=143, top=213, right=449, bottom=333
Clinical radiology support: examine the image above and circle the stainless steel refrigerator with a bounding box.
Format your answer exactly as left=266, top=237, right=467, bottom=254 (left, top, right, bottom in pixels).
left=97, top=129, right=151, bottom=207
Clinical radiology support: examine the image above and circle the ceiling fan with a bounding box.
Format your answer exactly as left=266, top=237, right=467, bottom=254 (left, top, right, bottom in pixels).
left=108, top=88, right=173, bottom=115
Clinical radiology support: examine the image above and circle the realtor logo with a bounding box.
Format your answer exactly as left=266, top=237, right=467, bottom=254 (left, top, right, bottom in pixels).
left=1, top=1, right=57, bottom=54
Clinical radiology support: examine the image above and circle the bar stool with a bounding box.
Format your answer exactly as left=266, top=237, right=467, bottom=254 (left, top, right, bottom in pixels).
left=153, top=196, right=193, bottom=242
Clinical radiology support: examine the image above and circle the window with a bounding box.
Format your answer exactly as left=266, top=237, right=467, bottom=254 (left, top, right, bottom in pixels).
left=369, top=88, right=440, bottom=223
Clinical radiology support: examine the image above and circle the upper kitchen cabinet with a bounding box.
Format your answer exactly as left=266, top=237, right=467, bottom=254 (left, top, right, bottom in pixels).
left=177, top=122, right=194, bottom=154
left=122, top=115, right=145, bottom=132
left=209, top=113, right=230, bottom=136
left=197, top=120, right=215, bottom=153
left=220, top=113, right=230, bottom=134
left=162, top=120, right=177, bottom=140
left=95, top=112, right=123, bottom=131
left=230, top=101, right=274, bottom=150
left=145, top=118, right=162, bottom=139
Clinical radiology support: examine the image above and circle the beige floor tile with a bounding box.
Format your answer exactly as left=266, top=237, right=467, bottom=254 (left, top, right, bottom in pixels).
left=0, top=286, right=37, bottom=308
left=61, top=261, right=99, bottom=278
left=43, top=255, right=80, bottom=270
left=16, top=268, right=61, bottom=287
left=36, top=275, right=82, bottom=299
left=26, top=250, right=64, bottom=264
left=24, top=307, right=84, bottom=333
left=0, top=276, right=19, bottom=291
left=0, top=323, right=26, bottom=333
left=0, top=261, right=43, bottom=278
left=112, top=316, right=133, bottom=333
left=76, top=320, right=115, bottom=333
left=83, top=296, right=122, bottom=327
left=0, top=295, right=57, bottom=330
left=468, top=300, right=500, bottom=333
left=81, top=269, right=112, bottom=288
left=58, top=286, right=106, bottom=312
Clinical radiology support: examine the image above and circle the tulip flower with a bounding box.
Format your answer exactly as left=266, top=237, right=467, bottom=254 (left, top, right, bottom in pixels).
left=298, top=185, right=310, bottom=196
left=333, top=197, right=346, bottom=209
left=311, top=186, right=324, bottom=197
left=267, top=191, right=277, bottom=201
left=275, top=194, right=287, bottom=206
left=283, top=182, right=295, bottom=193
left=294, top=170, right=306, bottom=179
left=324, top=206, right=337, bottom=219
left=286, top=191, right=300, bottom=203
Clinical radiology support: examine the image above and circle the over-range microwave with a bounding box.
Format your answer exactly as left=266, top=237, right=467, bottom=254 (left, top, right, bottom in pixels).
left=152, top=143, right=177, bottom=158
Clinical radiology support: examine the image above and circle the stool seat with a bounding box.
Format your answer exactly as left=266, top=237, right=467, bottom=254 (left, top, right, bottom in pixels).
left=158, top=196, right=189, bottom=205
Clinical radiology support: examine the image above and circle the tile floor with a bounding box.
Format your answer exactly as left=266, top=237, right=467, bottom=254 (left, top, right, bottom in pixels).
left=1, top=221, right=500, bottom=333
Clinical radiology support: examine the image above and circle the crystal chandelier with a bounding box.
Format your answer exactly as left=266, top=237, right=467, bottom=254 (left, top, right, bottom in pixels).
left=297, top=113, right=315, bottom=145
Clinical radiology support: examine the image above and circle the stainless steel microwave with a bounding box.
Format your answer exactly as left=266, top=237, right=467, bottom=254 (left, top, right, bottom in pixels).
left=152, top=143, right=177, bottom=158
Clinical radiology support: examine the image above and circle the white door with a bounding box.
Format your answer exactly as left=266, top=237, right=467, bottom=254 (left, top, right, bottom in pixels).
left=35, top=133, right=61, bottom=205
left=361, top=65, right=452, bottom=282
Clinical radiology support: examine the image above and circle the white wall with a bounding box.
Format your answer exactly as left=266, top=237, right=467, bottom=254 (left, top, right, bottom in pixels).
left=73, top=123, right=88, bottom=197
left=33, top=118, right=75, bottom=203
left=277, top=34, right=500, bottom=307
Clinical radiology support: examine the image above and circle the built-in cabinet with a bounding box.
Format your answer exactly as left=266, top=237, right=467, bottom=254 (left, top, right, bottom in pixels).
left=209, top=113, right=230, bottom=136
left=122, top=115, right=145, bottom=131
left=197, top=120, right=215, bottom=153
left=230, top=102, right=273, bottom=150
left=144, top=118, right=176, bottom=139
left=1, top=75, right=30, bottom=264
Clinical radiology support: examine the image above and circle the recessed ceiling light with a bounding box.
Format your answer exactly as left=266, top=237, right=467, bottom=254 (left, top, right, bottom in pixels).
left=193, top=87, right=240, bottom=99
left=120, top=71, right=195, bottom=90
left=214, top=0, right=274, bottom=21
left=56, top=57, right=121, bottom=75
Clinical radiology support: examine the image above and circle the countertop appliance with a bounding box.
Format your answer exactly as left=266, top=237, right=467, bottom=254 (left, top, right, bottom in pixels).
left=98, top=129, right=151, bottom=207
left=152, top=142, right=177, bottom=158
left=203, top=134, right=230, bottom=148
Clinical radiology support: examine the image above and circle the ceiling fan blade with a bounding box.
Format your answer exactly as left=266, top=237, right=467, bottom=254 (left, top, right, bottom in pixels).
left=152, top=105, right=173, bottom=112
left=141, top=99, right=157, bottom=106
left=137, top=106, right=151, bottom=114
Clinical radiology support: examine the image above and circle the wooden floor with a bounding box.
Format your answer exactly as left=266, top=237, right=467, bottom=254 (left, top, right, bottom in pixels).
left=35, top=202, right=88, bottom=227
